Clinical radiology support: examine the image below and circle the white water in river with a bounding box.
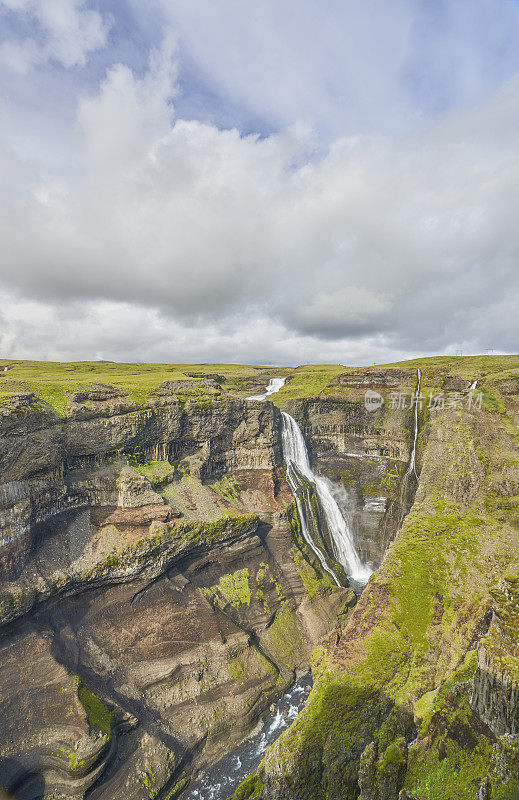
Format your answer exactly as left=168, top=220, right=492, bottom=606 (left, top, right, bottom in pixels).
left=183, top=674, right=311, bottom=800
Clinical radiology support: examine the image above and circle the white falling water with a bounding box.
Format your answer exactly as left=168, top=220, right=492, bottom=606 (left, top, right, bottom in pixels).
left=247, top=377, right=286, bottom=401
left=281, top=414, right=341, bottom=586
left=245, top=376, right=371, bottom=585
left=281, top=412, right=372, bottom=584
left=395, top=368, right=422, bottom=533
left=408, top=368, right=422, bottom=477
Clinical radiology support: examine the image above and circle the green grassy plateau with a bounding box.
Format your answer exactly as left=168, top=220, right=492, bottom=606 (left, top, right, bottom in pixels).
left=0, top=354, right=517, bottom=415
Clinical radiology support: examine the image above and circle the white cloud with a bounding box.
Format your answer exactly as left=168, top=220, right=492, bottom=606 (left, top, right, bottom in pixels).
left=152, top=0, right=519, bottom=138
left=0, top=0, right=110, bottom=73
left=0, top=25, right=518, bottom=363
left=0, top=292, right=418, bottom=366
left=78, top=31, right=178, bottom=175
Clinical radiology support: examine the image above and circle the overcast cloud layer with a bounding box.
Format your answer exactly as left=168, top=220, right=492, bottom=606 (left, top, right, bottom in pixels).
left=0, top=0, right=518, bottom=365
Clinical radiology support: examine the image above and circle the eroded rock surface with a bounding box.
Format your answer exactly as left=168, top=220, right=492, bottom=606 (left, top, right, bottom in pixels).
left=0, top=391, right=349, bottom=799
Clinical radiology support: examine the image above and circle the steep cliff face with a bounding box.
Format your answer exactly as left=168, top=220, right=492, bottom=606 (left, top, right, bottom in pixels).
left=233, top=360, right=519, bottom=800
left=0, top=385, right=351, bottom=800
left=0, top=389, right=282, bottom=551
left=283, top=367, right=423, bottom=570
left=471, top=567, right=519, bottom=738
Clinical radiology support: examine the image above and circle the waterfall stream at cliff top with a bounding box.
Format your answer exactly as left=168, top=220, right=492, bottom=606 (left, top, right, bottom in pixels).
left=247, top=377, right=287, bottom=401
left=394, top=367, right=422, bottom=534
left=408, top=367, right=422, bottom=477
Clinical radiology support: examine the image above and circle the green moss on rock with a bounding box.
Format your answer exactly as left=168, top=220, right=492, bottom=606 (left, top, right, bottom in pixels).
left=77, top=681, right=114, bottom=736
left=266, top=600, right=305, bottom=670
left=228, top=773, right=264, bottom=799
left=213, top=568, right=251, bottom=608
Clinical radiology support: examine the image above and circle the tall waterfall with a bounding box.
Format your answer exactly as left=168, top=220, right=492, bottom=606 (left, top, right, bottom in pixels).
left=281, top=412, right=372, bottom=584
left=246, top=376, right=371, bottom=585
left=281, top=413, right=341, bottom=586
left=405, top=367, right=422, bottom=479
left=394, top=367, right=422, bottom=534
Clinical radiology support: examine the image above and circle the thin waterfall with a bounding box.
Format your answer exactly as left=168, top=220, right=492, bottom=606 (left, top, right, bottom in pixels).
left=281, top=412, right=372, bottom=584
left=408, top=367, right=422, bottom=477
left=394, top=367, right=422, bottom=533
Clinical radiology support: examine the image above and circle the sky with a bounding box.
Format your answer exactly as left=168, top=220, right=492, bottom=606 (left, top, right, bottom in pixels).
left=0, top=0, right=518, bottom=366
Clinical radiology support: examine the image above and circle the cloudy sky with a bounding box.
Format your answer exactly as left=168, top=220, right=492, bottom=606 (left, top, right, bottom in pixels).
left=1, top=0, right=518, bottom=366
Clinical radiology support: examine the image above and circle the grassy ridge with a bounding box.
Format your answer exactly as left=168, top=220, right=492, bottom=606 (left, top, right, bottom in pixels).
left=0, top=359, right=280, bottom=414
left=0, top=355, right=517, bottom=415
left=268, top=354, right=519, bottom=407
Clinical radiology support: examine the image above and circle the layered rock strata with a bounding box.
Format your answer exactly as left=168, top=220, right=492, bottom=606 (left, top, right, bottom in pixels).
left=0, top=388, right=350, bottom=799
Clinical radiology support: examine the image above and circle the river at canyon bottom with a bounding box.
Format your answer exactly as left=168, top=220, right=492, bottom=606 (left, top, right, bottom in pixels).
left=183, top=672, right=313, bottom=800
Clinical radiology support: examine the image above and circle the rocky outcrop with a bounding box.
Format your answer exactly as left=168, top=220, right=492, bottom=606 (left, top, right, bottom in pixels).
left=358, top=738, right=408, bottom=800
left=329, top=368, right=416, bottom=390
left=0, top=393, right=282, bottom=554
left=471, top=567, right=519, bottom=737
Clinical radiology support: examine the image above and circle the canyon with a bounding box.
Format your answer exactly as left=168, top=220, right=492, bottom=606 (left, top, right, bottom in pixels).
left=0, top=356, right=517, bottom=800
